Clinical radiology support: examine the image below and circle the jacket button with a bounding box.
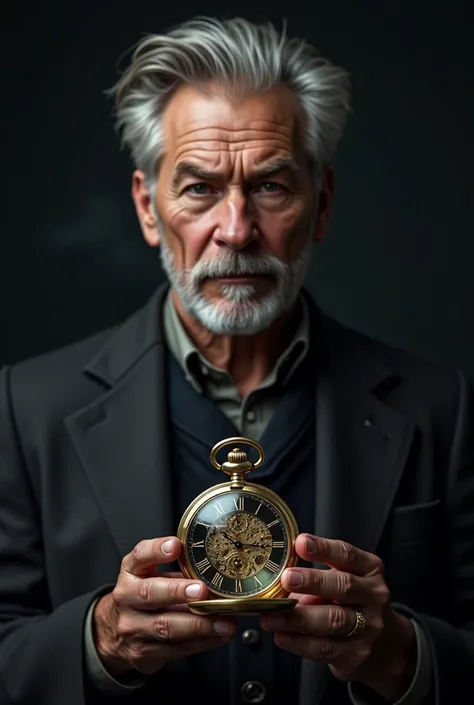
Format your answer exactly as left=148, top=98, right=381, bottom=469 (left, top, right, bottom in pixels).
left=242, top=629, right=260, bottom=646
left=241, top=680, right=267, bottom=703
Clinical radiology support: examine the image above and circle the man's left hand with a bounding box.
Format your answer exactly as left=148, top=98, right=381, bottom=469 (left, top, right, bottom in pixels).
left=260, top=534, right=416, bottom=701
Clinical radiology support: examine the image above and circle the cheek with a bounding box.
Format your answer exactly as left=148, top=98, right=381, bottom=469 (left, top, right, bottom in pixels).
left=260, top=209, right=310, bottom=261
left=164, top=207, right=213, bottom=269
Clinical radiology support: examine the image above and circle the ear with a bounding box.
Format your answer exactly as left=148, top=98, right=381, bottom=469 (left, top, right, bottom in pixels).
left=131, top=170, right=160, bottom=247
left=312, top=167, right=335, bottom=244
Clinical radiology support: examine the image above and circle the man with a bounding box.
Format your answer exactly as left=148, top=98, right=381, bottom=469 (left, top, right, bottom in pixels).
left=0, top=15, right=473, bottom=705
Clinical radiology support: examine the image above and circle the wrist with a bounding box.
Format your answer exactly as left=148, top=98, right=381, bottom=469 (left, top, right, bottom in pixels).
left=361, top=613, right=417, bottom=701
left=92, top=593, right=133, bottom=677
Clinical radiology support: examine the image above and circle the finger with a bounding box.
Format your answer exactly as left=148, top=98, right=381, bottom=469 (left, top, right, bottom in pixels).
left=167, top=604, right=192, bottom=613
left=130, top=635, right=233, bottom=673
left=122, top=537, right=181, bottom=577
left=287, top=593, right=331, bottom=606
left=273, top=632, right=345, bottom=663
left=118, top=575, right=210, bottom=611
left=261, top=603, right=357, bottom=637
left=163, top=635, right=234, bottom=659
left=295, top=534, right=382, bottom=577
left=126, top=609, right=237, bottom=641
left=281, top=567, right=373, bottom=605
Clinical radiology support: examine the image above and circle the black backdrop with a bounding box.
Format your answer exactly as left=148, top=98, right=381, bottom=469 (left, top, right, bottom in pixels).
left=2, top=0, right=473, bottom=375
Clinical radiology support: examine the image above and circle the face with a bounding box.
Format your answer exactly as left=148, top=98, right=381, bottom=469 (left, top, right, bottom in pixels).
left=133, top=82, right=334, bottom=334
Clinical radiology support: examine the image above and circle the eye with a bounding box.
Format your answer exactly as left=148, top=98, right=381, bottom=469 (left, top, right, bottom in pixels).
left=256, top=182, right=286, bottom=194
left=184, top=183, right=213, bottom=196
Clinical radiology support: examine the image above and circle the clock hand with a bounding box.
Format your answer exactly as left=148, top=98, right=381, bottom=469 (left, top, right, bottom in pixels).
left=241, top=542, right=267, bottom=548
left=218, top=529, right=249, bottom=549
left=218, top=529, right=240, bottom=546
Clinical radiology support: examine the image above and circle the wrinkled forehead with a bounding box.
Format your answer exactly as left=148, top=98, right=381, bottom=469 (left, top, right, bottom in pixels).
left=160, top=82, right=308, bottom=169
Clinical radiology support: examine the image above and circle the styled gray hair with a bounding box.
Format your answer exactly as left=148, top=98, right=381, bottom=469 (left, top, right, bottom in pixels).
left=108, top=16, right=351, bottom=187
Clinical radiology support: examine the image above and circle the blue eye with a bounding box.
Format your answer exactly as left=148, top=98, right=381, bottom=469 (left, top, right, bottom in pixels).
left=186, top=183, right=211, bottom=195
left=259, top=182, right=284, bottom=193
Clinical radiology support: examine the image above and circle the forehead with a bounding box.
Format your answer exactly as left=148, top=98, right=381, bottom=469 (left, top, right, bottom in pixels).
left=160, top=82, right=306, bottom=167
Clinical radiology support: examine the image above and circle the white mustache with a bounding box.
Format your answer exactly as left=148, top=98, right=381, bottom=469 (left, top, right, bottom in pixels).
left=189, top=252, right=288, bottom=283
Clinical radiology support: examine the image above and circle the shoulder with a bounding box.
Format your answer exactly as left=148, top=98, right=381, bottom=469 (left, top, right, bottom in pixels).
left=320, top=313, right=467, bottom=415
left=3, top=327, right=117, bottom=422
left=3, top=285, right=168, bottom=432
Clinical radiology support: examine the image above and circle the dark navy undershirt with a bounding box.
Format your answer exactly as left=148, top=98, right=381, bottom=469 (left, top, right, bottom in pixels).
left=167, top=349, right=316, bottom=705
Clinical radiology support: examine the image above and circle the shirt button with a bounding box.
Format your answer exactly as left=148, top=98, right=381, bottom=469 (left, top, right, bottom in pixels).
left=242, top=628, right=260, bottom=646
left=200, top=365, right=209, bottom=376
left=246, top=410, right=256, bottom=423
left=241, top=680, right=267, bottom=703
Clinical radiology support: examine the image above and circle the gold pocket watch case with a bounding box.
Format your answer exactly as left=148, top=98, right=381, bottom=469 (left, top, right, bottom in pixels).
left=177, top=437, right=299, bottom=616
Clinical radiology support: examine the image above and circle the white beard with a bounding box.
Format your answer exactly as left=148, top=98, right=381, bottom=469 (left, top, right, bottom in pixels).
left=159, top=237, right=312, bottom=335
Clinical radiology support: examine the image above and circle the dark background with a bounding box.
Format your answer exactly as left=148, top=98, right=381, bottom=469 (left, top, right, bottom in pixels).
left=2, top=1, right=473, bottom=374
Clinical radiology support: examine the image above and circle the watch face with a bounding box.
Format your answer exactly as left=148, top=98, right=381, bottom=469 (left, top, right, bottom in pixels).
left=186, top=490, right=290, bottom=597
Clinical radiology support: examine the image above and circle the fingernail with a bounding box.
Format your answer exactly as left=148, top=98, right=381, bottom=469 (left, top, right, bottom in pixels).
left=213, top=621, right=231, bottom=635
left=162, top=539, right=174, bottom=554
left=305, top=537, right=316, bottom=553
left=185, top=584, right=202, bottom=599
left=288, top=570, right=303, bottom=588
left=263, top=615, right=286, bottom=629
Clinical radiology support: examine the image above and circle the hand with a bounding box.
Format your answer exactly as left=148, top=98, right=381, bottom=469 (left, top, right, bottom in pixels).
left=93, top=536, right=236, bottom=677
left=260, top=534, right=416, bottom=701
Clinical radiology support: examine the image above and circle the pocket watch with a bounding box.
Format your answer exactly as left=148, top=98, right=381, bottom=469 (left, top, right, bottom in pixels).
left=177, top=437, right=299, bottom=616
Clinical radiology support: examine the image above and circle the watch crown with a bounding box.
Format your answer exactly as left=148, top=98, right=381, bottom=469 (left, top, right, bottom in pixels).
left=221, top=447, right=253, bottom=477
left=227, top=448, right=248, bottom=464
left=220, top=446, right=254, bottom=488
left=210, top=437, right=265, bottom=488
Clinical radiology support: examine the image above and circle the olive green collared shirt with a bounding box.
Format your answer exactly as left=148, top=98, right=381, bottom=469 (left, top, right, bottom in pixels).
left=163, top=292, right=311, bottom=439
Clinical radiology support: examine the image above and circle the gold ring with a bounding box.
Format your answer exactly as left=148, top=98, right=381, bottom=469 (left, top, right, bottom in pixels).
left=344, top=607, right=366, bottom=638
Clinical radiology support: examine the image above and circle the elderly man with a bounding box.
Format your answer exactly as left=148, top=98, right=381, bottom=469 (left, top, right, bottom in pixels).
left=0, top=15, right=472, bottom=705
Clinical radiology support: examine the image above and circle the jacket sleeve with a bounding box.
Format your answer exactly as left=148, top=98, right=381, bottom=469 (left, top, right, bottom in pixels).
left=348, top=618, right=432, bottom=705
left=411, top=369, right=474, bottom=703
left=0, top=365, right=109, bottom=704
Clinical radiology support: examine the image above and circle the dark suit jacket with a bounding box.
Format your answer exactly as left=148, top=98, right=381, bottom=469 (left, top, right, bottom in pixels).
left=0, top=285, right=473, bottom=705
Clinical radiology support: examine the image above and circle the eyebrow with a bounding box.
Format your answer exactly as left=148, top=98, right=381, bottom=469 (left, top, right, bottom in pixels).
left=171, top=156, right=300, bottom=190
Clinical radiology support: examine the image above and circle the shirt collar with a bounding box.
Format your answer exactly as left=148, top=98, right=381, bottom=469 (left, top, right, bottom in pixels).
left=163, top=291, right=311, bottom=395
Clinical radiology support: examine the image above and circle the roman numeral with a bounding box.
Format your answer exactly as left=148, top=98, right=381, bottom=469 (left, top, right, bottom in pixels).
left=266, top=560, right=280, bottom=573
left=255, top=502, right=262, bottom=515
left=214, top=502, right=225, bottom=517
left=254, top=575, right=263, bottom=587
left=235, top=579, right=243, bottom=593
left=197, top=520, right=210, bottom=528
left=267, top=519, right=278, bottom=528
left=233, top=496, right=244, bottom=511
left=196, top=557, right=211, bottom=574
left=192, top=540, right=205, bottom=548
left=272, top=541, right=285, bottom=549
left=210, top=572, right=224, bottom=589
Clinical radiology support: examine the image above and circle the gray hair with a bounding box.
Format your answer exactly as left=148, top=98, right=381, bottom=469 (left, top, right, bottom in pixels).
left=107, top=16, right=351, bottom=188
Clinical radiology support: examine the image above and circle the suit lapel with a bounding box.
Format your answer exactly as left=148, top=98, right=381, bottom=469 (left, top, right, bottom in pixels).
left=63, top=285, right=416, bottom=704
left=300, top=310, right=416, bottom=705
left=312, top=366, right=415, bottom=553
left=65, top=285, right=175, bottom=560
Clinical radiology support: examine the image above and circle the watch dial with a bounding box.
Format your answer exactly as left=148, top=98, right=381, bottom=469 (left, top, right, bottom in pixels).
left=187, top=491, right=289, bottom=597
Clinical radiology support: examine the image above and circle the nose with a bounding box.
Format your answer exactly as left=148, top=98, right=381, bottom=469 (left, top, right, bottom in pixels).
left=213, top=193, right=257, bottom=250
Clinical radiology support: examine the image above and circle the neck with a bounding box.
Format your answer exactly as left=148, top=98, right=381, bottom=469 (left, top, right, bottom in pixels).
left=171, top=289, right=300, bottom=397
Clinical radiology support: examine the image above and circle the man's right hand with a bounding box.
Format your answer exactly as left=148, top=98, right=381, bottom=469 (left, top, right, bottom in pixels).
left=93, top=536, right=236, bottom=676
